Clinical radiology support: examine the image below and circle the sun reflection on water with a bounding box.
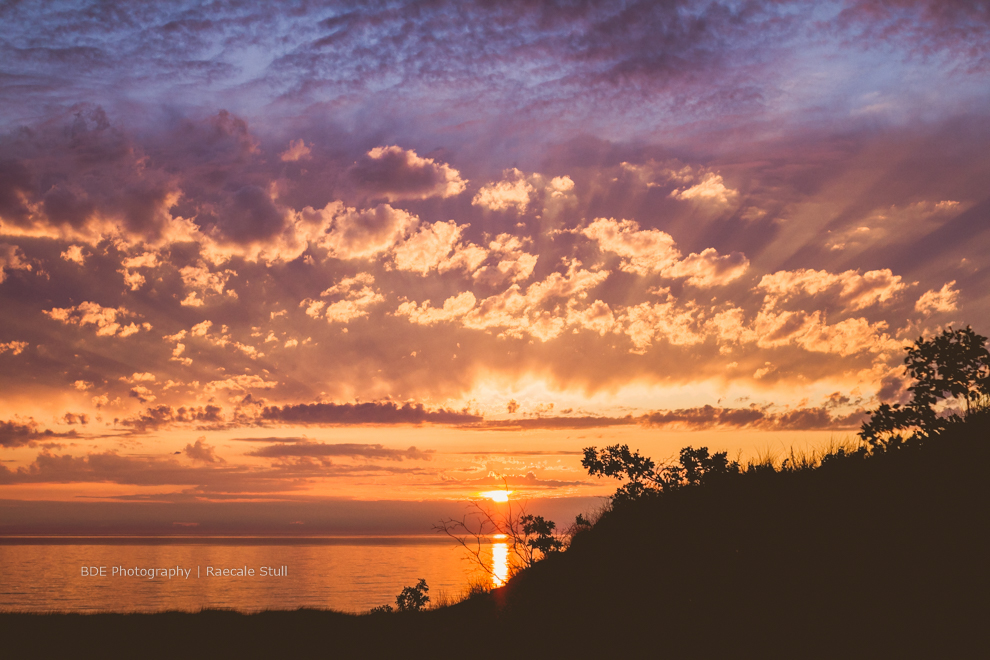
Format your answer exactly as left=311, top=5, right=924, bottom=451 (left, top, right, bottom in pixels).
left=491, top=537, right=509, bottom=588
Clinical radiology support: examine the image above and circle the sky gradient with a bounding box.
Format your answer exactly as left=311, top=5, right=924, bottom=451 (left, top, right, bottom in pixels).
left=2, top=0, right=989, bottom=533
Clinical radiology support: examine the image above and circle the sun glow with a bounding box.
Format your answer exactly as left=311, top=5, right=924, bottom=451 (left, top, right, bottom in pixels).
left=481, top=490, right=512, bottom=502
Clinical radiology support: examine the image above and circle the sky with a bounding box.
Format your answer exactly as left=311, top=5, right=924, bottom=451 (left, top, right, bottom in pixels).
left=1, top=0, right=989, bottom=534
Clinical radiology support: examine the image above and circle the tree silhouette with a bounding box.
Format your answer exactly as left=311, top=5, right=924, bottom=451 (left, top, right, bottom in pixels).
left=861, top=326, right=990, bottom=448
left=582, top=444, right=740, bottom=502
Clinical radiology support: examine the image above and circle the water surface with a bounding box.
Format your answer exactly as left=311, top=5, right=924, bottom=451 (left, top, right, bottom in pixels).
left=0, top=537, right=494, bottom=613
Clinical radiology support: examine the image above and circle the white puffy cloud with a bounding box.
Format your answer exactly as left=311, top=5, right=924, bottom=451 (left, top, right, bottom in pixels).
left=546, top=176, right=575, bottom=198
left=472, top=168, right=537, bottom=212
left=582, top=218, right=745, bottom=285
left=581, top=218, right=680, bottom=276
left=473, top=233, right=538, bottom=285
left=121, top=372, right=156, bottom=383
left=758, top=268, right=908, bottom=311
left=664, top=248, right=749, bottom=287
left=706, top=307, right=759, bottom=352
left=566, top=300, right=615, bottom=336
left=325, top=290, right=384, bottom=324
left=179, top=262, right=236, bottom=305
left=753, top=308, right=895, bottom=356
left=462, top=260, right=609, bottom=341
left=618, top=298, right=705, bottom=353
left=318, top=273, right=385, bottom=323
left=0, top=340, right=28, bottom=356
left=392, top=221, right=487, bottom=275
left=44, top=302, right=151, bottom=338
left=119, top=251, right=158, bottom=291
left=191, top=320, right=213, bottom=337
left=396, top=291, right=477, bottom=326
left=669, top=172, right=738, bottom=206
left=915, top=281, right=960, bottom=314
left=60, top=245, right=86, bottom=265
left=399, top=260, right=608, bottom=342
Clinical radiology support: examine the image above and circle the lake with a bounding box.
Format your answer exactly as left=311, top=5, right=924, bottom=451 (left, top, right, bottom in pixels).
left=0, top=537, right=503, bottom=613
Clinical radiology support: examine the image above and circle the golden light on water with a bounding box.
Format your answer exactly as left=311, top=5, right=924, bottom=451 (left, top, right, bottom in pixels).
left=491, top=540, right=509, bottom=588
left=481, top=490, right=512, bottom=502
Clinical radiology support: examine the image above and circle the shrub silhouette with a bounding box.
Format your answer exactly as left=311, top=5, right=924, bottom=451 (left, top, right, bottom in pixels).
left=395, top=578, right=430, bottom=612
left=369, top=578, right=431, bottom=614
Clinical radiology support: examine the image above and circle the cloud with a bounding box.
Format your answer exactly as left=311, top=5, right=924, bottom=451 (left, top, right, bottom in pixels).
left=472, top=169, right=537, bottom=212
left=664, top=248, right=749, bottom=287
left=121, top=372, right=156, bottom=383
left=246, top=441, right=433, bottom=461
left=619, top=296, right=705, bottom=353
left=758, top=268, right=908, bottom=312
left=472, top=234, right=538, bottom=286
left=753, top=308, right=895, bottom=357
left=261, top=401, right=481, bottom=425
left=60, top=245, right=86, bottom=264
left=0, top=420, right=74, bottom=448
left=120, top=405, right=224, bottom=433
left=581, top=218, right=680, bottom=276
left=460, top=260, right=610, bottom=341
left=347, top=146, right=466, bottom=201
left=184, top=438, right=225, bottom=464
left=280, top=139, right=311, bottom=162
left=393, top=221, right=487, bottom=276
left=436, top=470, right=588, bottom=490
left=546, top=176, right=575, bottom=198
left=640, top=404, right=866, bottom=431
left=128, top=385, right=156, bottom=404
left=669, top=172, right=738, bottom=206
left=396, top=291, right=477, bottom=326
left=178, top=262, right=236, bottom=306
left=915, top=281, right=959, bottom=314
left=466, top=416, right=635, bottom=430
left=0, top=341, right=28, bottom=356
left=566, top=300, right=616, bottom=336
left=315, top=273, right=385, bottom=324
left=44, top=302, right=151, bottom=337
left=0, top=243, right=33, bottom=283
left=320, top=204, right=418, bottom=260
left=582, top=218, right=747, bottom=285
left=204, top=375, right=278, bottom=393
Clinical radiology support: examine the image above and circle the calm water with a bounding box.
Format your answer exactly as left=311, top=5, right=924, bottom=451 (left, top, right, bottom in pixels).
left=0, top=537, right=500, bottom=613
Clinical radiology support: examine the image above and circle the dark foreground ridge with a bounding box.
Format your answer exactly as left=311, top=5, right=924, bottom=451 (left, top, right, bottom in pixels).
left=3, top=418, right=988, bottom=658
left=4, top=327, right=990, bottom=658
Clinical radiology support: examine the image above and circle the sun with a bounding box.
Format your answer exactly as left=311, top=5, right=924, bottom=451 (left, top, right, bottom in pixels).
left=481, top=490, right=512, bottom=502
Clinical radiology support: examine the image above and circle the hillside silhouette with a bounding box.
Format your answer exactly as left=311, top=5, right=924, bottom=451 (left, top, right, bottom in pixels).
left=4, top=328, right=989, bottom=658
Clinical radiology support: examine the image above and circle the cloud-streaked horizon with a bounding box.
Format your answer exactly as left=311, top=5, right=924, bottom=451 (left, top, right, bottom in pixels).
left=2, top=1, right=988, bottom=519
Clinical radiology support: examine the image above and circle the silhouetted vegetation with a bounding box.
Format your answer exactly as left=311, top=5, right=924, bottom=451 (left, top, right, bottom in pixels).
left=861, top=325, right=990, bottom=448
left=370, top=578, right=430, bottom=613
left=433, top=481, right=566, bottom=579
left=4, top=329, right=988, bottom=658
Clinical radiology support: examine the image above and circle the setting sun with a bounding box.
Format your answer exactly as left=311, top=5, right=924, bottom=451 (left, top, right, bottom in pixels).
left=481, top=491, right=512, bottom=503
